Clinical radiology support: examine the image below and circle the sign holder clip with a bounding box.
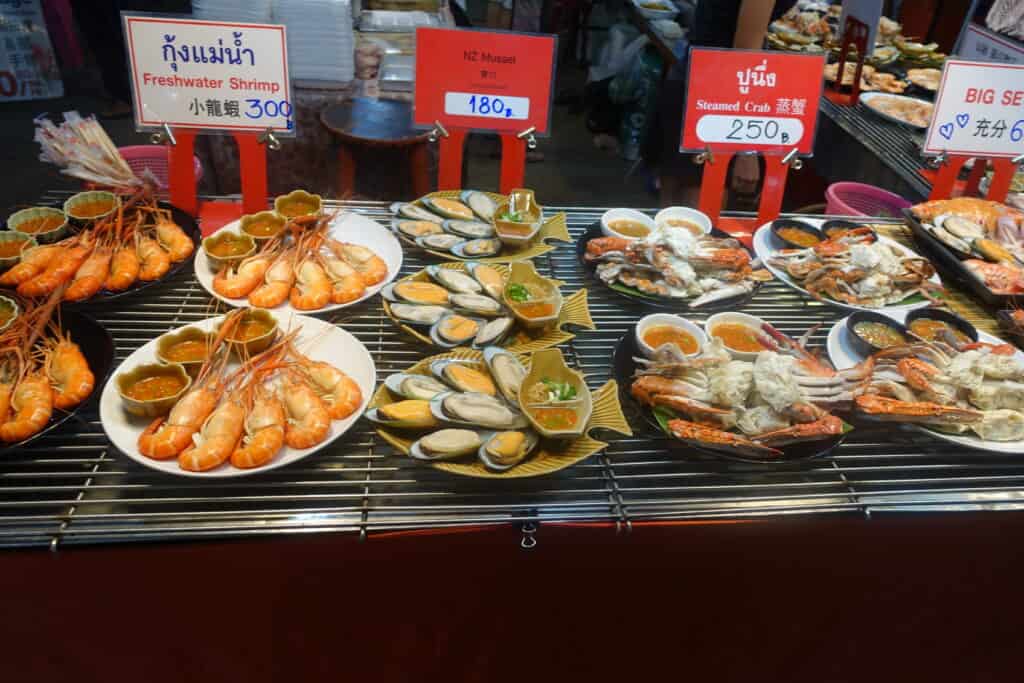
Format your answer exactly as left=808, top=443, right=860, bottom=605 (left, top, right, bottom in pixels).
left=258, top=128, right=281, bottom=152
left=782, top=147, right=803, bottom=170
left=694, top=146, right=714, bottom=166
left=517, top=126, right=538, bottom=150
left=150, top=123, right=176, bottom=147
left=428, top=120, right=449, bottom=143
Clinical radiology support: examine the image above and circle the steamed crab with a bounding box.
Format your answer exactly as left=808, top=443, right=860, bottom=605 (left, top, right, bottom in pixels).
left=585, top=225, right=771, bottom=307
left=767, top=227, right=943, bottom=306
left=854, top=338, right=1024, bottom=442
left=630, top=324, right=862, bottom=458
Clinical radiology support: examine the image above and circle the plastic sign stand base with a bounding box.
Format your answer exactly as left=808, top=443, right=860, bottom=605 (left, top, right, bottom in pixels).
left=697, top=152, right=792, bottom=246
left=167, top=129, right=270, bottom=235
left=927, top=156, right=1016, bottom=203
left=436, top=128, right=528, bottom=194
left=823, top=16, right=869, bottom=107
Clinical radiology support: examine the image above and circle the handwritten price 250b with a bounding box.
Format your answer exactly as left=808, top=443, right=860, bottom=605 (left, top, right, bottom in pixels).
left=444, top=92, right=529, bottom=120
left=696, top=115, right=805, bottom=147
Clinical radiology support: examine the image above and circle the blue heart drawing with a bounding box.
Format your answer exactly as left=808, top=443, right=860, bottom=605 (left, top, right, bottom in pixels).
left=939, top=122, right=954, bottom=140
left=956, top=113, right=969, bottom=128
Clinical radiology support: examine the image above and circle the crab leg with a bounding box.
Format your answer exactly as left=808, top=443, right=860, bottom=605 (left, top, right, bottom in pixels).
left=667, top=419, right=782, bottom=458
left=854, top=394, right=983, bottom=425
left=753, top=415, right=845, bottom=447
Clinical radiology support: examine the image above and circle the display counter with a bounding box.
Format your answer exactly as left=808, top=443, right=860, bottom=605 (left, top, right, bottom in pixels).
left=2, top=193, right=1023, bottom=551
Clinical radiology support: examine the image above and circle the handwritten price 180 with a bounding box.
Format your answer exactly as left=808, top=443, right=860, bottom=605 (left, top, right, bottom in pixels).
left=444, top=91, right=529, bottom=120
left=696, top=115, right=805, bottom=147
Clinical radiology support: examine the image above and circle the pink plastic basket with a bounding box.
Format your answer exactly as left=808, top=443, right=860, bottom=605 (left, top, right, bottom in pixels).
left=118, top=145, right=203, bottom=189
left=825, top=182, right=911, bottom=218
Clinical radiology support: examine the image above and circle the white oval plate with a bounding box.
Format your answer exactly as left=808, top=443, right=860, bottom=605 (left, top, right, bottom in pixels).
left=99, top=311, right=376, bottom=478
left=827, top=310, right=1024, bottom=454
left=195, top=210, right=403, bottom=314
left=858, top=92, right=932, bottom=130
left=752, top=220, right=938, bottom=314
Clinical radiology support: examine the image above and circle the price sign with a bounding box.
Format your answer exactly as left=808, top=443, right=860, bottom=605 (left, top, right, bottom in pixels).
left=681, top=48, right=825, bottom=155
left=959, top=23, right=1024, bottom=66
left=413, top=27, right=556, bottom=134
left=838, top=0, right=884, bottom=52
left=122, top=15, right=293, bottom=135
left=0, top=0, right=63, bottom=101
left=923, top=59, right=1024, bottom=159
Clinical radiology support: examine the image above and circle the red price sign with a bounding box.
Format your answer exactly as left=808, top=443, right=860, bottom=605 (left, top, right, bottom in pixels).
left=413, top=27, right=556, bottom=135
left=681, top=48, right=825, bottom=155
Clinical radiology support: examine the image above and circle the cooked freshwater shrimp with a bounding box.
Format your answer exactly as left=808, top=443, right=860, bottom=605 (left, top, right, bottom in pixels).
left=282, top=371, right=331, bottom=449
left=64, top=240, right=112, bottom=302
left=43, top=331, right=94, bottom=410
left=155, top=212, right=194, bottom=262
left=105, top=239, right=141, bottom=291
left=17, top=237, right=94, bottom=298
left=292, top=346, right=362, bottom=420
left=289, top=256, right=331, bottom=310
left=319, top=253, right=365, bottom=304
left=213, top=248, right=273, bottom=299
left=0, top=370, right=53, bottom=443
left=231, top=383, right=286, bottom=469
left=137, top=234, right=171, bottom=281
left=249, top=247, right=296, bottom=308
left=178, top=393, right=246, bottom=471
left=327, top=239, right=388, bottom=287
left=0, top=349, right=21, bottom=425
left=0, top=244, right=62, bottom=287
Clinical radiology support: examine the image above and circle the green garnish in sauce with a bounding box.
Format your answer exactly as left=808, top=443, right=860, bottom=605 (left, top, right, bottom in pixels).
left=500, top=210, right=523, bottom=222
left=506, top=283, right=530, bottom=302
left=541, top=377, right=577, bottom=402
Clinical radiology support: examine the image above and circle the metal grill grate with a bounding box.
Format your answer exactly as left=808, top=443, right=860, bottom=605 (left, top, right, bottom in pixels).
left=4, top=195, right=1024, bottom=550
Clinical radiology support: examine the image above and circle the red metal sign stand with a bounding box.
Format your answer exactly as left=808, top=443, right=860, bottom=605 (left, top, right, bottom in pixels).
left=165, top=129, right=273, bottom=235
left=823, top=16, right=869, bottom=106
left=434, top=126, right=531, bottom=194
left=697, top=151, right=796, bottom=245
left=927, top=155, right=1017, bottom=202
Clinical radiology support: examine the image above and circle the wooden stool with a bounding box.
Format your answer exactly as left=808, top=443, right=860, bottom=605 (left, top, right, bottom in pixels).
left=319, top=97, right=432, bottom=198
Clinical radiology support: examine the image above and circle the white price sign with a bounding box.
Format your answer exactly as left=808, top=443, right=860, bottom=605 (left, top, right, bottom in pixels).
left=696, top=115, right=805, bottom=147
left=123, top=15, right=293, bottom=134
left=959, top=22, right=1024, bottom=65
left=443, top=92, right=529, bottom=120
left=923, top=59, right=1024, bottom=159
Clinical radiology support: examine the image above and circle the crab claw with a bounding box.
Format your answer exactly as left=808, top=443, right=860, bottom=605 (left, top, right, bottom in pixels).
left=753, top=415, right=845, bottom=447
left=667, top=419, right=782, bottom=458
left=854, top=394, right=983, bottom=425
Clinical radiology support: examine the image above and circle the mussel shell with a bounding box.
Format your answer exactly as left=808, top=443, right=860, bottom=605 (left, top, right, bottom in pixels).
left=460, top=190, right=498, bottom=221
left=443, top=219, right=495, bottom=239
left=927, top=224, right=972, bottom=255
left=383, top=372, right=450, bottom=400
left=430, top=391, right=530, bottom=430
left=974, top=238, right=1020, bottom=265
left=381, top=281, right=451, bottom=306
left=450, top=292, right=505, bottom=317
left=483, top=346, right=528, bottom=403
left=364, top=399, right=441, bottom=429
left=935, top=213, right=986, bottom=240
left=410, top=428, right=483, bottom=460
left=388, top=303, right=450, bottom=326
left=417, top=233, right=466, bottom=252
left=429, top=358, right=496, bottom=395
left=394, top=202, right=445, bottom=224
left=394, top=219, right=444, bottom=240
left=426, top=265, right=483, bottom=294
left=421, top=197, right=476, bottom=220
left=477, top=429, right=540, bottom=471
left=473, top=318, right=514, bottom=349
left=466, top=262, right=506, bottom=299
left=452, top=239, right=502, bottom=258
left=429, top=315, right=485, bottom=348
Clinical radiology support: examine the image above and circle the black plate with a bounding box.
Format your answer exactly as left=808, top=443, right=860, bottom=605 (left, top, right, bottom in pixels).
left=0, top=309, right=115, bottom=452
left=576, top=223, right=761, bottom=311
left=59, top=201, right=198, bottom=306
left=612, top=330, right=848, bottom=464
left=902, top=208, right=1017, bottom=307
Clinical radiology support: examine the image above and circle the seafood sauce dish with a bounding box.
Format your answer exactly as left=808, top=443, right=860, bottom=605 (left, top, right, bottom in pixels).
left=583, top=223, right=770, bottom=307
left=628, top=323, right=853, bottom=461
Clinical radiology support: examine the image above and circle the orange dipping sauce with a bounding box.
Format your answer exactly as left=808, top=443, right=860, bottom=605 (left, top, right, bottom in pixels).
left=124, top=375, right=186, bottom=401
left=776, top=227, right=820, bottom=247
left=18, top=215, right=64, bottom=234
left=231, top=318, right=275, bottom=342
left=278, top=200, right=318, bottom=218
left=908, top=318, right=969, bottom=344
left=207, top=235, right=252, bottom=258
left=710, top=323, right=766, bottom=353
left=162, top=340, right=209, bottom=363
left=515, top=301, right=555, bottom=318
left=245, top=220, right=280, bottom=237
left=643, top=324, right=698, bottom=354
left=69, top=200, right=114, bottom=218
left=531, top=406, right=579, bottom=430
left=0, top=239, right=28, bottom=257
